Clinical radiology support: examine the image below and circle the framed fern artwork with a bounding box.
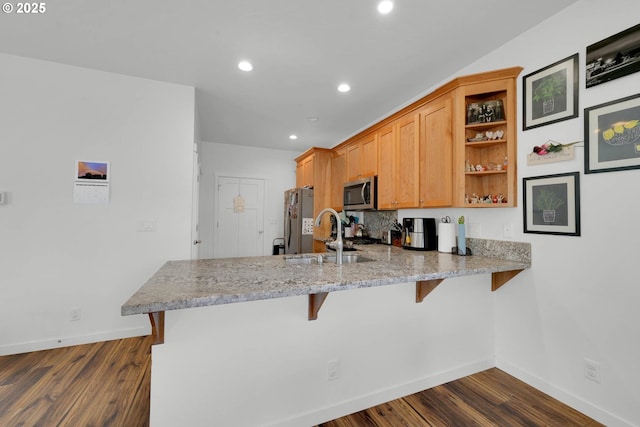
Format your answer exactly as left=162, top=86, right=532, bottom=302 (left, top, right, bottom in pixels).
left=523, top=172, right=580, bottom=236
left=522, top=54, right=579, bottom=130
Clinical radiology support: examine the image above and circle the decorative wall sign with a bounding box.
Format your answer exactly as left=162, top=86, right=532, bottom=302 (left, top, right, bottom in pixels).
left=233, top=195, right=245, bottom=213
left=527, top=140, right=579, bottom=165
left=523, top=172, right=580, bottom=236
left=586, top=23, right=640, bottom=88
left=527, top=147, right=575, bottom=165
left=523, top=54, right=579, bottom=130
left=584, top=93, right=640, bottom=174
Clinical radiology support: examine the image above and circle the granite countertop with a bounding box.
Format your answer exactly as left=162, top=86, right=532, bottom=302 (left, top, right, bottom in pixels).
left=121, top=239, right=531, bottom=316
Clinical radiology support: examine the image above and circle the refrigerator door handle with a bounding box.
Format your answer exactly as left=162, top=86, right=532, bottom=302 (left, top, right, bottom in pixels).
left=287, top=211, right=292, bottom=248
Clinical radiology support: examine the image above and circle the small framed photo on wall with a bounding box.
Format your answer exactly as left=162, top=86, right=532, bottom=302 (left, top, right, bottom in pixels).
left=586, top=23, right=640, bottom=88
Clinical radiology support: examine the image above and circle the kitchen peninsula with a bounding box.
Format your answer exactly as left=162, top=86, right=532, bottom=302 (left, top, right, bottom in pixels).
left=123, top=239, right=530, bottom=332
left=122, top=239, right=530, bottom=426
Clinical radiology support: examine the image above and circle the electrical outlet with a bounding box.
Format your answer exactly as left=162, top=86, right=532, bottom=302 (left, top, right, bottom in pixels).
left=70, top=307, right=82, bottom=322
left=584, top=358, right=601, bottom=383
left=503, top=223, right=513, bottom=238
left=327, top=359, right=340, bottom=381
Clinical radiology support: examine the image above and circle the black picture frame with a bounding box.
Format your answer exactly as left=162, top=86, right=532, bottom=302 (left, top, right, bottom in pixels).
left=523, top=53, right=579, bottom=131
left=523, top=172, right=580, bottom=236
left=584, top=93, right=640, bottom=174
left=586, top=23, right=640, bottom=88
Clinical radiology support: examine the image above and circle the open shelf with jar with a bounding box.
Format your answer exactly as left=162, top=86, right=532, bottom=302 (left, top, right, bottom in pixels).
left=453, top=67, right=521, bottom=207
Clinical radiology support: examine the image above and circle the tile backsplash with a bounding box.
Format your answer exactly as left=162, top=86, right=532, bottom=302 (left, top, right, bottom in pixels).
left=361, top=210, right=399, bottom=239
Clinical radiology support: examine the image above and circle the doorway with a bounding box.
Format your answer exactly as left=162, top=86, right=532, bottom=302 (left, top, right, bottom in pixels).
left=214, top=176, right=265, bottom=258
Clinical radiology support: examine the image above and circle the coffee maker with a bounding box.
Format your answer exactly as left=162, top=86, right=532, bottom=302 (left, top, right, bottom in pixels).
left=402, top=218, right=437, bottom=251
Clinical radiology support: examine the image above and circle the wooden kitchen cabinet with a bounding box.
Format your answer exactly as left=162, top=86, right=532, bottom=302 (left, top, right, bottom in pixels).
left=377, top=124, right=395, bottom=209
left=294, top=148, right=333, bottom=251
left=296, top=155, right=314, bottom=188
left=298, top=66, right=521, bottom=213
left=418, top=95, right=453, bottom=207
left=345, top=133, right=378, bottom=182
left=452, top=67, right=522, bottom=207
left=361, top=134, right=378, bottom=178
left=295, top=148, right=332, bottom=189
left=377, top=115, right=420, bottom=209
left=330, top=147, right=346, bottom=210
left=345, top=141, right=362, bottom=182
left=395, top=114, right=420, bottom=208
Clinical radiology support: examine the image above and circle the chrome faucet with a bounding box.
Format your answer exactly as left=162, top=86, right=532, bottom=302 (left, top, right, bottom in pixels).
left=314, top=208, right=343, bottom=265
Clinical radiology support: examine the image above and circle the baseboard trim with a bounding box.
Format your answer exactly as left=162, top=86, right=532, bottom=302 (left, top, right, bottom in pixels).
left=0, top=326, right=150, bottom=356
left=265, top=358, right=494, bottom=427
left=496, top=358, right=634, bottom=427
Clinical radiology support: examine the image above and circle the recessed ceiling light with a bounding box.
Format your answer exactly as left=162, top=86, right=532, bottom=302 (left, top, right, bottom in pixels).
left=238, top=61, right=253, bottom=72
left=377, top=0, right=393, bottom=14
left=289, top=134, right=298, bottom=140
left=338, top=83, right=351, bottom=93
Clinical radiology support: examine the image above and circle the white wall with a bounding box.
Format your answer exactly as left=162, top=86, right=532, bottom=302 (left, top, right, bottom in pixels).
left=400, top=1, right=640, bottom=425
left=0, top=54, right=195, bottom=355
left=151, top=275, right=495, bottom=426
left=198, top=142, right=297, bottom=258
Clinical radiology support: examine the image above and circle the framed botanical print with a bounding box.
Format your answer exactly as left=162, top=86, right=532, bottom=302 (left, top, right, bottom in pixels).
left=523, top=172, right=580, bottom=236
left=523, top=54, right=579, bottom=130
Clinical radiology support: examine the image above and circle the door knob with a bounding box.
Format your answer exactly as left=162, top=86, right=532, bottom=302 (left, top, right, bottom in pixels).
left=193, top=240, right=202, bottom=245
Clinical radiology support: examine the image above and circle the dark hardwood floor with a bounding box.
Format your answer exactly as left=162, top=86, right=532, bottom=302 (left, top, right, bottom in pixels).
left=0, top=336, right=151, bottom=427
left=0, top=337, right=603, bottom=427
left=317, top=368, right=604, bottom=427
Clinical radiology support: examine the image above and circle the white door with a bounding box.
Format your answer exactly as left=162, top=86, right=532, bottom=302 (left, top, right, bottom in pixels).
left=215, top=176, right=265, bottom=258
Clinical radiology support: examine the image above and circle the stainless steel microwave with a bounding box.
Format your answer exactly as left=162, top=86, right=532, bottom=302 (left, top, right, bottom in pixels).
left=343, top=177, right=377, bottom=210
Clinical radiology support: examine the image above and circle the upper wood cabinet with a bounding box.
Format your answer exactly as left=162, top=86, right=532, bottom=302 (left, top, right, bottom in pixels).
left=361, top=134, right=378, bottom=178
left=295, top=148, right=333, bottom=252
left=394, top=114, right=420, bottom=208
left=330, top=147, right=346, bottom=210
left=377, top=116, right=420, bottom=209
left=345, top=133, right=378, bottom=182
left=345, top=142, right=361, bottom=182
left=376, top=124, right=395, bottom=209
left=452, top=67, right=522, bottom=207
left=295, top=66, right=522, bottom=212
left=418, top=95, right=453, bottom=207
left=296, top=155, right=314, bottom=188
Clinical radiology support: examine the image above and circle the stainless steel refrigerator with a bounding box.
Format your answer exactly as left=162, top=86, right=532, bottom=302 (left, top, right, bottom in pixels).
left=284, top=187, right=314, bottom=254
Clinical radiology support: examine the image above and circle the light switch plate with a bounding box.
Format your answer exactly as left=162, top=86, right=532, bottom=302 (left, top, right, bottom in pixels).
left=137, top=219, right=157, bottom=231
left=468, top=222, right=481, bottom=237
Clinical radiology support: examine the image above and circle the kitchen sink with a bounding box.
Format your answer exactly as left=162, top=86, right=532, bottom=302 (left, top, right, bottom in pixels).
left=324, top=254, right=374, bottom=264
left=284, top=256, right=319, bottom=265
left=284, top=254, right=374, bottom=265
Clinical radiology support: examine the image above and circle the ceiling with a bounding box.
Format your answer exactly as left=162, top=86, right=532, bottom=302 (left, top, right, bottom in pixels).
left=0, top=0, right=578, bottom=152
